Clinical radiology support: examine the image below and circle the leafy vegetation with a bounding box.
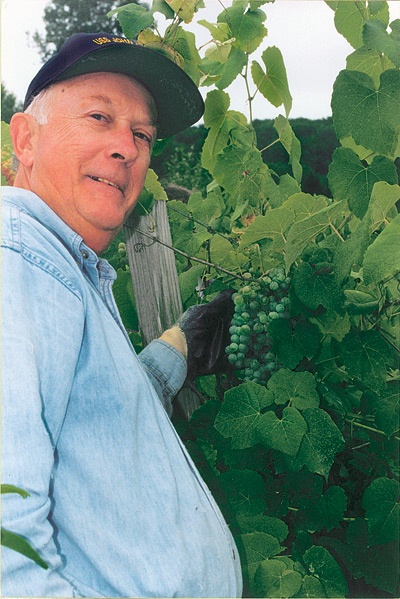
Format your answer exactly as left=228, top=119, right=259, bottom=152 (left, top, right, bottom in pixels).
left=2, top=0, right=399, bottom=596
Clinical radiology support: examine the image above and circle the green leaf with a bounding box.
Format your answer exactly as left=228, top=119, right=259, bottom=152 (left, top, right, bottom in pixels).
left=209, top=236, right=247, bottom=271
left=251, top=47, right=292, bottom=115
left=293, top=262, right=344, bottom=313
left=332, top=213, right=371, bottom=285
left=310, top=309, right=351, bottom=342
left=178, top=264, right=205, bottom=303
left=269, top=318, right=322, bottom=370
left=374, top=381, right=400, bottom=437
left=267, top=368, right=320, bottom=410
left=218, top=4, right=267, bottom=53
left=257, top=407, right=307, bottom=456
left=108, top=4, right=154, bottom=39
left=165, top=0, right=198, bottom=23
left=289, top=408, right=345, bottom=479
left=331, top=69, right=400, bottom=157
left=363, top=213, right=400, bottom=284
left=215, top=382, right=274, bottom=449
left=332, top=0, right=389, bottom=49
left=237, top=514, right=289, bottom=543
left=237, top=532, right=283, bottom=588
left=303, top=546, right=348, bottom=598
left=328, top=148, right=397, bottom=218
left=339, top=329, right=395, bottom=392
left=368, top=181, right=400, bottom=234
left=253, top=558, right=303, bottom=598
left=346, top=46, right=394, bottom=88
left=343, top=289, right=379, bottom=315
left=299, top=486, right=347, bottom=533
left=1, top=485, right=29, bottom=498
left=273, top=115, right=302, bottom=182
left=284, top=201, right=344, bottom=271
left=214, top=48, right=248, bottom=91
left=239, top=207, right=295, bottom=249
left=284, top=193, right=328, bottom=221
left=363, top=18, right=400, bottom=68
left=219, top=469, right=267, bottom=515
left=296, top=575, right=326, bottom=599
left=1, top=528, right=48, bottom=570
left=362, top=477, right=400, bottom=545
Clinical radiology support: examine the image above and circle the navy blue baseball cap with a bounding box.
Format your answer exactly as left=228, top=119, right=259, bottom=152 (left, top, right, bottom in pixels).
left=23, top=32, right=204, bottom=138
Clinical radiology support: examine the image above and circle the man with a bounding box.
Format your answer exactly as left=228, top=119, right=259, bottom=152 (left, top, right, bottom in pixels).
left=2, top=32, right=242, bottom=597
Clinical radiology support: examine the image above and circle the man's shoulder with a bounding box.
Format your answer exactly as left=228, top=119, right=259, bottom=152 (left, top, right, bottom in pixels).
left=2, top=187, right=83, bottom=292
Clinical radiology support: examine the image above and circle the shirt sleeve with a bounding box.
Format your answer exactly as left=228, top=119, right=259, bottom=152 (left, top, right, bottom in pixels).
left=138, top=339, right=187, bottom=416
left=1, top=246, right=86, bottom=597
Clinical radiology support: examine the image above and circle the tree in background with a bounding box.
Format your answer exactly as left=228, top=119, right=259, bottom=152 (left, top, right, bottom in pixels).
left=1, top=84, right=23, bottom=124
left=32, top=0, right=143, bottom=61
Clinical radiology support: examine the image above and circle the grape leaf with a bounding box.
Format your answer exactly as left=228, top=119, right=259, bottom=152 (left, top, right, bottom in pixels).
left=296, top=575, right=326, bottom=599
left=368, top=181, right=400, bottom=234
left=218, top=3, right=267, bottom=53
left=239, top=207, right=295, bottom=249
left=209, top=236, right=247, bottom=271
left=236, top=532, right=283, bottom=588
left=303, top=546, right=348, bottom=598
left=108, top=4, right=154, bottom=39
left=284, top=201, right=344, bottom=270
left=299, top=485, right=347, bottom=533
left=310, top=309, right=351, bottom=342
left=293, top=262, right=344, bottom=313
left=374, top=381, right=400, bottom=438
left=346, top=46, right=395, bottom=88
left=251, top=46, right=292, bottom=115
left=363, top=213, right=400, bottom=284
left=328, top=148, right=397, bottom=218
left=215, top=382, right=274, bottom=449
left=253, top=558, right=303, bottom=598
left=363, top=18, right=400, bottom=68
left=339, top=329, right=395, bottom=391
left=257, top=407, right=307, bottom=456
left=331, top=69, right=400, bottom=157
left=237, top=514, right=289, bottom=543
left=332, top=1, right=389, bottom=50
left=269, top=318, right=322, bottom=370
left=215, top=48, right=248, bottom=90
left=274, top=116, right=302, bottom=182
left=284, top=193, right=328, bottom=221
left=267, top=368, right=320, bottom=410
left=165, top=0, right=197, bottom=23
left=362, top=477, right=400, bottom=545
left=219, top=469, right=267, bottom=515
left=288, top=408, right=345, bottom=479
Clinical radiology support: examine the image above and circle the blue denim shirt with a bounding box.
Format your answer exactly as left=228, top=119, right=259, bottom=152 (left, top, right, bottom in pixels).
left=1, top=187, right=242, bottom=598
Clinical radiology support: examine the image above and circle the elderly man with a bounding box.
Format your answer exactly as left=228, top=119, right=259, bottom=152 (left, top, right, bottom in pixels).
left=2, top=33, right=242, bottom=598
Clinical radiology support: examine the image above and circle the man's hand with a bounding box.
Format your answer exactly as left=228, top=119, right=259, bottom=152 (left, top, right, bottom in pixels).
left=176, top=290, right=235, bottom=379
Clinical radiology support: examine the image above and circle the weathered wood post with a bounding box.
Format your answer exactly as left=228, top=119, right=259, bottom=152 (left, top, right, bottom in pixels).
left=124, top=199, right=201, bottom=419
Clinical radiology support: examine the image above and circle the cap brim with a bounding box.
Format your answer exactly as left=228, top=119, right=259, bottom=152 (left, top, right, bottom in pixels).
left=54, top=44, right=204, bottom=138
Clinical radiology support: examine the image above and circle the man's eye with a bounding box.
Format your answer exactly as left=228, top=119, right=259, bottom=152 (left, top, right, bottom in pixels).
left=134, top=131, right=152, bottom=144
left=90, top=113, right=106, bottom=121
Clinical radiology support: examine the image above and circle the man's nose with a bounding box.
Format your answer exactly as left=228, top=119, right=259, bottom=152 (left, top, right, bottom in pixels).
left=109, top=129, right=138, bottom=164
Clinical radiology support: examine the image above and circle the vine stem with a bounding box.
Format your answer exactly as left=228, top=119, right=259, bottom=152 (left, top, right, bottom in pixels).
left=124, top=223, right=246, bottom=281
left=345, top=417, right=400, bottom=441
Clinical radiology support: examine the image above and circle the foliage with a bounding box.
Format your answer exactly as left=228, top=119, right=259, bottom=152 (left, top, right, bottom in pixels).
left=1, top=84, right=23, bottom=124
left=108, top=1, right=400, bottom=596
left=32, top=0, right=136, bottom=60
left=1, top=486, right=48, bottom=570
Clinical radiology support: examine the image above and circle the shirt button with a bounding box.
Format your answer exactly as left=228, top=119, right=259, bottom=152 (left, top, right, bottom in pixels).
left=81, top=249, right=89, bottom=259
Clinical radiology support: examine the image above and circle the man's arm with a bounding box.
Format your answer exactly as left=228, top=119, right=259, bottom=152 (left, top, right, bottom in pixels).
left=2, top=247, right=85, bottom=597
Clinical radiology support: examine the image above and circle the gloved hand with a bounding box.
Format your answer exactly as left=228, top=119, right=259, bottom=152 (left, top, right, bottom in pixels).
left=177, top=289, right=235, bottom=379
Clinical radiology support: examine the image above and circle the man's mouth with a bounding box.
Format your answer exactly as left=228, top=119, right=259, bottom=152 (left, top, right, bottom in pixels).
left=89, top=176, right=122, bottom=192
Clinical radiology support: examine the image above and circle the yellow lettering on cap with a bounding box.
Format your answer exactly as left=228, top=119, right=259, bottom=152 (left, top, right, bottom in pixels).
left=93, top=37, right=112, bottom=45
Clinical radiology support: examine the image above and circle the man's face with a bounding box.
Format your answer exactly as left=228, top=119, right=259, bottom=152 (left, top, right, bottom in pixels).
left=28, top=72, right=156, bottom=253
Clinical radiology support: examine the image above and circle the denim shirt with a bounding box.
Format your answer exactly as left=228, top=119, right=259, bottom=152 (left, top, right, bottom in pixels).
left=1, top=187, right=242, bottom=598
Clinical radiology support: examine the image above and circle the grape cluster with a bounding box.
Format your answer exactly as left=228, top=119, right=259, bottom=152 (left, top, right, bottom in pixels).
left=225, top=267, right=290, bottom=384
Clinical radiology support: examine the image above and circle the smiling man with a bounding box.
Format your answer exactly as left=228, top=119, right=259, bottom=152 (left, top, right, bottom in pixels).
left=2, top=33, right=242, bottom=598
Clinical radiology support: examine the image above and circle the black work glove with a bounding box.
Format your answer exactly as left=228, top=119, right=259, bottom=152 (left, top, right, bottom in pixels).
left=178, top=289, right=235, bottom=379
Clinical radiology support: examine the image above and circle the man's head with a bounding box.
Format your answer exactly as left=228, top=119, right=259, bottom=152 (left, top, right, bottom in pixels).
left=10, top=33, right=204, bottom=253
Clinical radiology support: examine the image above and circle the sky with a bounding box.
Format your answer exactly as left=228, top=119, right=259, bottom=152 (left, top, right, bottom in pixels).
left=2, top=0, right=400, bottom=121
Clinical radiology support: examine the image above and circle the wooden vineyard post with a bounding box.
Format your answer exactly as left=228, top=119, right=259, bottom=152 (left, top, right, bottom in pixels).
left=124, top=200, right=201, bottom=419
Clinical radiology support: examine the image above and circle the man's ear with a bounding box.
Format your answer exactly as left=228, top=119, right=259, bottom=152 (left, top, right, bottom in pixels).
left=9, top=113, right=39, bottom=168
